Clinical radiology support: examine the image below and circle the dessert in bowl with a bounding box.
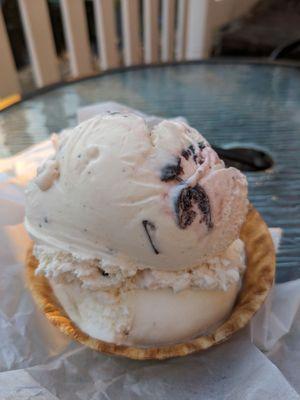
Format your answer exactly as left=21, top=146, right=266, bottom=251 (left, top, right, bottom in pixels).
left=25, top=113, right=275, bottom=358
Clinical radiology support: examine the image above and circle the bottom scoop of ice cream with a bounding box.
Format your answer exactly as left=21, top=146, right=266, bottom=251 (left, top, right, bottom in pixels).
left=51, top=280, right=241, bottom=346
left=36, top=239, right=246, bottom=345
left=25, top=113, right=248, bottom=271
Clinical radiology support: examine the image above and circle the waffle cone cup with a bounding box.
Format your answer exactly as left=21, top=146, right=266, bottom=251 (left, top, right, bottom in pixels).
left=25, top=206, right=275, bottom=360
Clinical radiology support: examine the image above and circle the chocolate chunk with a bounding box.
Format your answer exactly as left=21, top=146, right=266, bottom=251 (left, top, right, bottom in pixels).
left=189, top=145, right=195, bottom=154
left=181, top=149, right=190, bottom=160
left=101, top=269, right=109, bottom=277
left=160, top=157, right=183, bottom=182
left=174, top=184, right=213, bottom=229
left=175, top=187, right=195, bottom=228
left=198, top=155, right=204, bottom=165
left=182, top=143, right=205, bottom=164
left=182, top=209, right=197, bottom=227
left=192, top=185, right=213, bottom=228
left=142, top=220, right=160, bottom=254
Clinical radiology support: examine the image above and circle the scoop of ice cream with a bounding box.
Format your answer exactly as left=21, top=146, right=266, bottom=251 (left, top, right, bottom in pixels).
left=51, top=279, right=241, bottom=346
left=25, top=113, right=248, bottom=271
left=34, top=238, right=246, bottom=346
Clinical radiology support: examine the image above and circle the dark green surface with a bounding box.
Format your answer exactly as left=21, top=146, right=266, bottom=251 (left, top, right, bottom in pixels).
left=1, top=62, right=299, bottom=282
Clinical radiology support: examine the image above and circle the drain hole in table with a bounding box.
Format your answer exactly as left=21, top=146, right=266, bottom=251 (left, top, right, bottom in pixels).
left=212, top=145, right=274, bottom=172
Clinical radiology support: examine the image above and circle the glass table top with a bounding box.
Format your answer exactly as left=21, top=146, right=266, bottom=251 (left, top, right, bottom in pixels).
left=1, top=61, right=299, bottom=282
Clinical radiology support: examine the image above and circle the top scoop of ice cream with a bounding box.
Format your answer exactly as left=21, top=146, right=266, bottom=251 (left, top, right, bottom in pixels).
left=25, top=113, right=248, bottom=271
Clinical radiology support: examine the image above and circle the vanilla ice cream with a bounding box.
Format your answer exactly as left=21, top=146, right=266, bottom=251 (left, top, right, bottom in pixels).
left=25, top=113, right=248, bottom=346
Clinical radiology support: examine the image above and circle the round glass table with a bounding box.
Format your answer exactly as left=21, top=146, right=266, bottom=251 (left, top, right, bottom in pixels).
left=1, top=61, right=299, bottom=282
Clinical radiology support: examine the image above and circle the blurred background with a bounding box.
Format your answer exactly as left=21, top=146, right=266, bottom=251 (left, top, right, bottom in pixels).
left=1, top=0, right=300, bottom=101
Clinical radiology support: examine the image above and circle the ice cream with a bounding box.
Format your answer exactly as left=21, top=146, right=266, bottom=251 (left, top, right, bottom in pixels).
left=25, top=113, right=248, bottom=346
